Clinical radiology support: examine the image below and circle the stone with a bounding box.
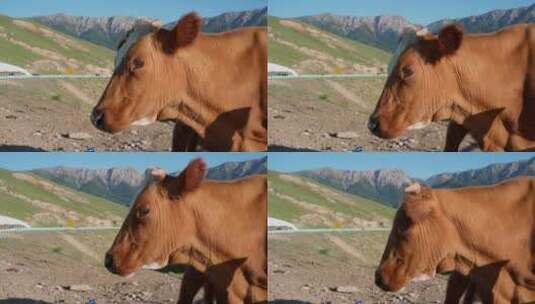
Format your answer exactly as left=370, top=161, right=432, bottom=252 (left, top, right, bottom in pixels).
left=331, top=131, right=358, bottom=139
left=65, top=284, right=93, bottom=292
left=66, top=132, right=92, bottom=140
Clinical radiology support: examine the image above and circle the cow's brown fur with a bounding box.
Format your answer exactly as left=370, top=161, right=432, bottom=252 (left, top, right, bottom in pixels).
left=369, top=23, right=535, bottom=151
left=376, top=177, right=535, bottom=303
left=92, top=12, right=267, bottom=152
left=105, top=159, right=267, bottom=303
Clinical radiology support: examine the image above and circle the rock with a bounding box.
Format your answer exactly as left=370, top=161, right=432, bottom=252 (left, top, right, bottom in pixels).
left=332, top=285, right=359, bottom=293
left=66, top=132, right=92, bottom=140
left=65, top=284, right=93, bottom=292
left=330, top=131, right=358, bottom=139
left=5, top=115, right=17, bottom=119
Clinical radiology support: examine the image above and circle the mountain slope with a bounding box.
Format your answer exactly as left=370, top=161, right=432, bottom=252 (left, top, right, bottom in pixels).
left=32, top=158, right=267, bottom=206
left=298, top=168, right=412, bottom=207
left=292, top=157, right=535, bottom=209
left=268, top=171, right=394, bottom=228
left=426, top=157, right=535, bottom=188
left=268, top=16, right=390, bottom=74
left=202, top=7, right=267, bottom=33
left=428, top=4, right=535, bottom=34
left=0, top=168, right=126, bottom=227
left=298, top=14, right=421, bottom=52
left=206, top=156, right=267, bottom=180
left=0, top=14, right=113, bottom=73
left=31, top=14, right=153, bottom=50
left=32, top=7, right=267, bottom=50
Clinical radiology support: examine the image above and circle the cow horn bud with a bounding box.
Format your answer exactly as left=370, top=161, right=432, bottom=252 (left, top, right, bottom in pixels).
left=150, top=20, right=162, bottom=28
left=416, top=28, right=430, bottom=37
left=147, top=167, right=166, bottom=182
left=405, top=183, right=421, bottom=193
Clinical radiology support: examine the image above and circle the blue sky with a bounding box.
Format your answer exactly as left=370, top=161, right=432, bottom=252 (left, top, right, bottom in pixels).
left=0, top=153, right=265, bottom=173
left=269, top=153, right=535, bottom=179
left=269, top=0, right=534, bottom=25
left=0, top=0, right=266, bottom=23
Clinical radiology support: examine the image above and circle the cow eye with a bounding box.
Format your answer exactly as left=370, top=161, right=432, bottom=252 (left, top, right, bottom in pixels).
left=137, top=206, right=150, bottom=218
left=400, top=65, right=414, bottom=80
left=131, top=58, right=145, bottom=72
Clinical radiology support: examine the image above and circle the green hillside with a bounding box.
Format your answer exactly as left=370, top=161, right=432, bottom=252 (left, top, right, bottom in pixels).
left=0, top=14, right=113, bottom=73
left=268, top=16, right=391, bottom=74
left=0, top=168, right=126, bottom=227
left=268, top=171, right=394, bottom=228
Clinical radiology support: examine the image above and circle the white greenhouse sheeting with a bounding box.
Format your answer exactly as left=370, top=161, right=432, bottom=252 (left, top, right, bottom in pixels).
left=0, top=215, right=31, bottom=229
left=268, top=62, right=298, bottom=76
left=268, top=217, right=297, bottom=231
left=0, top=62, right=32, bottom=76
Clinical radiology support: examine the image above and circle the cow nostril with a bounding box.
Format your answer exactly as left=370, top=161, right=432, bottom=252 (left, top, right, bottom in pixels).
left=375, top=272, right=384, bottom=288
left=91, top=109, right=104, bottom=127
left=104, top=253, right=114, bottom=272
left=368, top=118, right=379, bottom=132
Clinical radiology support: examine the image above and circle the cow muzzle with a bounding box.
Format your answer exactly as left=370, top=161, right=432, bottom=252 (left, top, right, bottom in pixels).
left=104, top=252, right=118, bottom=274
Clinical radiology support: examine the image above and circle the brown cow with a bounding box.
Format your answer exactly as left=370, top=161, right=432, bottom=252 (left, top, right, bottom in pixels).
left=91, top=12, right=267, bottom=152
left=375, top=178, right=535, bottom=303
left=104, top=159, right=267, bottom=303
left=368, top=23, right=535, bottom=151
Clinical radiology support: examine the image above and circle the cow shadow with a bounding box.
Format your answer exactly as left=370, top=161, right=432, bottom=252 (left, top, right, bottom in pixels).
left=0, top=145, right=47, bottom=152
left=447, top=260, right=508, bottom=303
left=463, top=107, right=505, bottom=141
left=268, top=145, right=319, bottom=152
left=0, top=299, right=52, bottom=304
left=204, top=258, right=248, bottom=299
left=204, top=107, right=252, bottom=151
left=269, top=301, right=312, bottom=304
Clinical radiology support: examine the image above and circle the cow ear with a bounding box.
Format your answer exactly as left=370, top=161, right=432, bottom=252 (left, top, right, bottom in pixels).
left=438, top=24, right=463, bottom=56
left=148, top=167, right=166, bottom=182
left=160, top=12, right=201, bottom=53
left=178, top=158, right=206, bottom=192
left=403, top=183, right=432, bottom=223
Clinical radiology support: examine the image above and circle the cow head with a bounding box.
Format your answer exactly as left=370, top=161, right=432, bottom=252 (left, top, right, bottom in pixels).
left=368, top=24, right=464, bottom=139
left=375, top=183, right=456, bottom=291
left=105, top=158, right=206, bottom=277
left=91, top=12, right=203, bottom=133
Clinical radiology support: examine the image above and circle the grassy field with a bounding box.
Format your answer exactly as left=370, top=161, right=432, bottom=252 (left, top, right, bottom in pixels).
left=0, top=78, right=107, bottom=112
left=0, top=14, right=113, bottom=73
left=0, top=168, right=127, bottom=226
left=268, top=16, right=391, bottom=73
left=268, top=171, right=395, bottom=228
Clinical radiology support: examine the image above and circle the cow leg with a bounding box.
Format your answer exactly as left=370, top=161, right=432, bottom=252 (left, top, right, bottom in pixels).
left=444, top=122, right=468, bottom=151
left=172, top=121, right=199, bottom=152
left=177, top=266, right=205, bottom=304
left=445, top=272, right=473, bottom=304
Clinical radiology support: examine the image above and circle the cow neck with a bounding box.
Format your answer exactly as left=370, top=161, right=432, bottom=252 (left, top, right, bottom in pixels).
left=173, top=186, right=234, bottom=272
left=435, top=188, right=518, bottom=276
left=169, top=39, right=226, bottom=138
